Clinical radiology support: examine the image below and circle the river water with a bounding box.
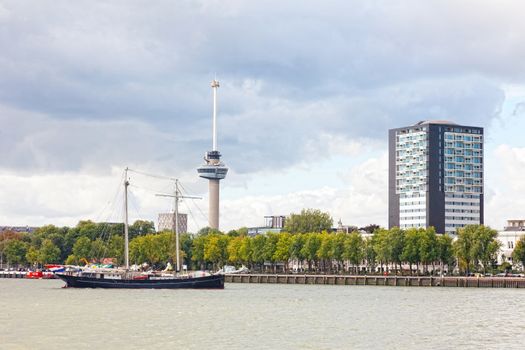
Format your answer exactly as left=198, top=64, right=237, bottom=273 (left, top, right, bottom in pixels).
left=1, top=279, right=524, bottom=350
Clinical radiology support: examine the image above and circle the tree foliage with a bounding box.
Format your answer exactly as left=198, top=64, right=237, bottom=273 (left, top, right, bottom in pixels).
left=284, top=209, right=333, bottom=234
left=0, top=222, right=510, bottom=276
left=4, top=239, right=29, bottom=266
left=454, top=225, right=501, bottom=275
left=512, top=236, right=525, bottom=269
left=38, top=239, right=61, bottom=264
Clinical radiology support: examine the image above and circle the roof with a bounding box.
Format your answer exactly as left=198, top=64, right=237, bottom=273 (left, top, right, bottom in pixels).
left=414, top=120, right=457, bottom=126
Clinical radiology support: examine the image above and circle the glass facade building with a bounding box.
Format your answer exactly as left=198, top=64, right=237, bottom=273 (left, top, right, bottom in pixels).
left=388, top=121, right=484, bottom=234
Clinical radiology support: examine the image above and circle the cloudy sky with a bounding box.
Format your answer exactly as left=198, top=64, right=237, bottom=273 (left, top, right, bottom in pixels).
left=1, top=0, right=524, bottom=231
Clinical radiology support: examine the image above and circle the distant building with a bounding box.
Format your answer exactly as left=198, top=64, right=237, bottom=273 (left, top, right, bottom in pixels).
left=389, top=120, right=484, bottom=234
left=497, top=219, right=525, bottom=264
left=157, top=213, right=188, bottom=234
left=0, top=226, right=38, bottom=234
left=247, top=216, right=286, bottom=236
left=335, top=219, right=356, bottom=233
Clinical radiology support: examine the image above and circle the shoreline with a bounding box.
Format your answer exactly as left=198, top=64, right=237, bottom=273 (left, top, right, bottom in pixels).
left=4, top=271, right=525, bottom=288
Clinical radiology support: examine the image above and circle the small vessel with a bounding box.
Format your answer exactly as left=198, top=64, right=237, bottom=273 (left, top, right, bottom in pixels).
left=217, top=265, right=250, bottom=274
left=26, top=269, right=56, bottom=279
left=55, top=169, right=224, bottom=289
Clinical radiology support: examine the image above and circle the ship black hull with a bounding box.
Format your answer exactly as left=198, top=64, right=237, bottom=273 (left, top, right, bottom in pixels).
left=55, top=273, right=224, bottom=289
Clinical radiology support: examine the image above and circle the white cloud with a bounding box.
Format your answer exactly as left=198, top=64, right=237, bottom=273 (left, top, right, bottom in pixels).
left=485, top=145, right=525, bottom=229
left=220, top=153, right=388, bottom=230
left=0, top=167, right=207, bottom=231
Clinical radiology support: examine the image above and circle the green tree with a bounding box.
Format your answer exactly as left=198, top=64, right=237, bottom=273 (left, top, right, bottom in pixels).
left=129, top=233, right=174, bottom=268
left=180, top=233, right=194, bottom=267
left=454, top=226, right=476, bottom=275
left=301, top=233, right=321, bottom=272
left=273, top=233, right=292, bottom=272
left=33, top=225, right=63, bottom=240
left=386, top=227, right=405, bottom=273
left=512, top=236, right=525, bottom=270
left=75, top=220, right=100, bottom=241
left=402, top=228, right=422, bottom=275
left=360, top=224, right=381, bottom=234
left=48, top=233, right=67, bottom=262
left=251, top=235, right=267, bottom=271
left=38, top=239, right=61, bottom=264
left=363, top=237, right=376, bottom=273
left=107, top=235, right=125, bottom=266
left=129, top=220, right=156, bottom=240
left=72, top=236, right=92, bottom=263
left=191, top=235, right=207, bottom=269
left=436, top=234, right=454, bottom=274
left=472, top=225, right=501, bottom=273
left=373, top=229, right=390, bottom=273
left=238, top=236, right=252, bottom=267
left=197, top=227, right=222, bottom=236
left=263, top=233, right=279, bottom=272
left=129, top=235, right=151, bottom=266
left=227, top=236, right=243, bottom=265
left=226, top=227, right=248, bottom=237
left=26, top=247, right=40, bottom=266
left=331, top=233, right=346, bottom=272
left=289, top=234, right=305, bottom=271
left=156, top=232, right=178, bottom=267
left=419, top=227, right=438, bottom=273
left=284, top=209, right=333, bottom=234
left=454, top=225, right=500, bottom=274
left=203, top=234, right=229, bottom=270
left=344, top=231, right=364, bottom=274
left=90, top=238, right=107, bottom=263
left=65, top=254, right=79, bottom=265
left=317, top=232, right=334, bottom=272
left=4, top=240, right=29, bottom=266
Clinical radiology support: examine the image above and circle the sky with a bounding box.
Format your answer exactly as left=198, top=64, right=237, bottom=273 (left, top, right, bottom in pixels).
left=1, top=0, right=525, bottom=232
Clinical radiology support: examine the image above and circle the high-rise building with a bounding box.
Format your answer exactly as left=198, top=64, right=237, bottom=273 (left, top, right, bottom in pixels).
left=157, top=213, right=188, bottom=234
left=389, top=120, right=484, bottom=234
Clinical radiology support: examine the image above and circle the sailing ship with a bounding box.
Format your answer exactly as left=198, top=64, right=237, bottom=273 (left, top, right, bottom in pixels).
left=55, top=169, right=225, bottom=289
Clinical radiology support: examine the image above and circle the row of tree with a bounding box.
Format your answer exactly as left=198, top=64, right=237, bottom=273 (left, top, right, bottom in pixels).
left=188, top=225, right=516, bottom=275
left=2, top=219, right=525, bottom=275
left=0, top=220, right=155, bottom=267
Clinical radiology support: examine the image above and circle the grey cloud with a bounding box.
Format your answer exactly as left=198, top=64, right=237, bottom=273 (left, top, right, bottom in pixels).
left=0, top=0, right=520, bottom=177
left=0, top=106, right=207, bottom=177
left=220, top=75, right=504, bottom=173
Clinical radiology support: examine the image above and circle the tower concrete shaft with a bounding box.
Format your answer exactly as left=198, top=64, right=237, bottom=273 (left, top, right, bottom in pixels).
left=209, top=179, right=220, bottom=229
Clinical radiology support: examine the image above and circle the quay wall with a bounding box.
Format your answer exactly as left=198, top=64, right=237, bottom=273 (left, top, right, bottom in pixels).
left=225, top=274, right=525, bottom=288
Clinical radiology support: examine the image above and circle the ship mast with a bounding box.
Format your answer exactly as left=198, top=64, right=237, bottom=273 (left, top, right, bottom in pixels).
left=124, top=167, right=130, bottom=270
left=156, top=180, right=201, bottom=273
left=174, top=179, right=180, bottom=273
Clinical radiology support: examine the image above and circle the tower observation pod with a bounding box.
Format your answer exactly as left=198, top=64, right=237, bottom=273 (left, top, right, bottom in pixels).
left=197, top=79, right=228, bottom=230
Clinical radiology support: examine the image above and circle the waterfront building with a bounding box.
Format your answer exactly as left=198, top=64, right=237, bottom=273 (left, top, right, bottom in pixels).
left=247, top=215, right=286, bottom=236
left=0, top=226, right=38, bottom=234
left=389, top=120, right=484, bottom=234
left=336, top=219, right=355, bottom=234
left=157, top=213, right=188, bottom=234
left=497, top=219, right=525, bottom=265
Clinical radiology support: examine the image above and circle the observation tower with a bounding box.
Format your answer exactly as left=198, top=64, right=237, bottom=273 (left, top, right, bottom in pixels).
left=197, top=80, right=228, bottom=230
